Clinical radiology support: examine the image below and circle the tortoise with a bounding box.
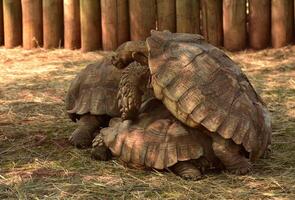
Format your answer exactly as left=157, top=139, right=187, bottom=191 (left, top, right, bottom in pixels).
left=65, top=41, right=150, bottom=148
left=112, top=31, right=272, bottom=174
left=91, top=100, right=222, bottom=180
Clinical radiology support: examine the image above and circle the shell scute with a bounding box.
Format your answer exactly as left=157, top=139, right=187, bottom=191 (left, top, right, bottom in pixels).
left=65, top=58, right=122, bottom=119
left=165, top=143, right=178, bottom=167
left=217, top=114, right=240, bottom=139
left=178, top=85, right=204, bottom=115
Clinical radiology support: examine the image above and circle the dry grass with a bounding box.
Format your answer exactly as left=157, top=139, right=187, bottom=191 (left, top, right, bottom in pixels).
left=0, top=46, right=294, bottom=200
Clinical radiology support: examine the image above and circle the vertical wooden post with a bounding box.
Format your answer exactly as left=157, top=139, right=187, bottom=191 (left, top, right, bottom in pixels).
left=43, top=0, right=64, bottom=49
left=117, top=0, right=129, bottom=45
left=271, top=0, right=294, bottom=48
left=0, top=0, right=4, bottom=45
left=64, top=0, right=80, bottom=49
left=223, top=0, right=246, bottom=51
left=157, top=0, right=176, bottom=32
left=248, top=0, right=271, bottom=49
left=101, top=0, right=129, bottom=50
left=176, top=0, right=200, bottom=34
left=201, top=0, right=223, bottom=46
left=101, top=0, right=117, bottom=50
left=22, top=0, right=43, bottom=49
left=80, top=0, right=101, bottom=52
left=3, top=0, right=22, bottom=48
left=129, top=0, right=156, bottom=41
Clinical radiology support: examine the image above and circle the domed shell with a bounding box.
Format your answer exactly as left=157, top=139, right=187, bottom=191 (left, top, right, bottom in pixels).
left=100, top=117, right=206, bottom=170
left=65, top=57, right=122, bottom=121
left=146, top=31, right=271, bottom=161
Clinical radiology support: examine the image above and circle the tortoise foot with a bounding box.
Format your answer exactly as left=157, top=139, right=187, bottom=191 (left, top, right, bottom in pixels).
left=91, top=135, right=111, bottom=161
left=226, top=159, right=252, bottom=175
left=69, top=127, right=93, bottom=149
left=171, top=161, right=202, bottom=181
left=69, top=114, right=101, bottom=149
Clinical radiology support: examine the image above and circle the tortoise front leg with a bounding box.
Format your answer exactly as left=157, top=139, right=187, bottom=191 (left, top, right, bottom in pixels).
left=118, top=62, right=150, bottom=120
left=69, top=114, right=101, bottom=148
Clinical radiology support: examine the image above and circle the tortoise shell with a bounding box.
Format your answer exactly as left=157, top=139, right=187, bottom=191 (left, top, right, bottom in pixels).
left=65, top=57, right=122, bottom=122
left=99, top=101, right=217, bottom=170
left=146, top=31, right=271, bottom=160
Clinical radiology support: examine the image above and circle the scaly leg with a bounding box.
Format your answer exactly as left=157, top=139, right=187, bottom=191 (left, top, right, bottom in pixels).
left=69, top=114, right=101, bottom=148
left=211, top=134, right=251, bottom=175
left=170, top=161, right=202, bottom=181
left=91, top=134, right=111, bottom=161
left=117, top=62, right=150, bottom=120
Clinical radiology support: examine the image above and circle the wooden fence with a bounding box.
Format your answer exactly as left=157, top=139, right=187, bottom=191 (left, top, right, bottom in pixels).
left=0, top=0, right=294, bottom=52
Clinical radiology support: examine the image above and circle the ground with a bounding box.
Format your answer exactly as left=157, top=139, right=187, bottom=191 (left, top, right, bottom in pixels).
left=0, top=46, right=294, bottom=200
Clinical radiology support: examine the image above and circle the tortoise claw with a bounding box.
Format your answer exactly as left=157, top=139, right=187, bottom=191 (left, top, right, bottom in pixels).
left=227, top=162, right=252, bottom=175
left=181, top=173, right=203, bottom=181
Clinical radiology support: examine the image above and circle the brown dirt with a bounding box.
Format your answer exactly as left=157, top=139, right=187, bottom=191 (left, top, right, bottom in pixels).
left=0, top=46, right=294, bottom=199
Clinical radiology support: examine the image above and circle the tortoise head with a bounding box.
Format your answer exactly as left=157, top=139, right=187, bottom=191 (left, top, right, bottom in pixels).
left=112, top=41, right=148, bottom=69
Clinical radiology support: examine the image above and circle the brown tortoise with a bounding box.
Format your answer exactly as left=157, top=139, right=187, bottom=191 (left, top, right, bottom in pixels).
left=112, top=31, right=272, bottom=175
left=91, top=100, right=222, bottom=180
left=65, top=41, right=150, bottom=148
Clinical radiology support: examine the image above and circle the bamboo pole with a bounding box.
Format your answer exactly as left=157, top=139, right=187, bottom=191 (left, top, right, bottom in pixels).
left=80, top=0, right=101, bottom=52
left=64, top=0, right=80, bottom=49
left=0, top=0, right=3, bottom=45
left=271, top=0, right=294, bottom=48
left=176, top=0, right=200, bottom=34
left=43, top=0, right=64, bottom=49
left=201, top=0, right=223, bottom=46
left=223, top=0, right=246, bottom=51
left=22, top=0, right=43, bottom=49
left=157, top=0, right=176, bottom=32
left=248, top=0, right=271, bottom=49
left=101, top=0, right=129, bottom=50
left=129, top=0, right=156, bottom=41
left=3, top=0, right=22, bottom=48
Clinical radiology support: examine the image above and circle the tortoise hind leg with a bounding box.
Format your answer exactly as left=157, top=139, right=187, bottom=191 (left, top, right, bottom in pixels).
left=170, top=161, right=202, bottom=181
left=211, top=135, right=251, bottom=175
left=69, top=114, right=101, bottom=148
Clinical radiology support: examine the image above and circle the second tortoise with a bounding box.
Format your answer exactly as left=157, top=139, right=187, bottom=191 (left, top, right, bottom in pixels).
left=91, top=100, right=221, bottom=180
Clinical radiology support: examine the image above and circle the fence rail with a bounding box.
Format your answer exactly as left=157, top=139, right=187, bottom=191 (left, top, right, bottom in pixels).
left=0, top=0, right=294, bottom=52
